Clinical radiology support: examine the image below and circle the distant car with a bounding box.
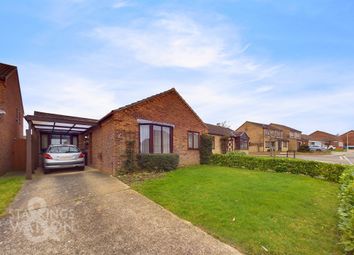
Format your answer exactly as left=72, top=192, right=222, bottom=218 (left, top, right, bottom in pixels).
left=309, top=145, right=326, bottom=152
left=42, top=145, right=85, bottom=173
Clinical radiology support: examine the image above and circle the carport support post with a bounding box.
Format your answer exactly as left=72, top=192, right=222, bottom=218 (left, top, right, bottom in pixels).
left=26, top=125, right=32, bottom=180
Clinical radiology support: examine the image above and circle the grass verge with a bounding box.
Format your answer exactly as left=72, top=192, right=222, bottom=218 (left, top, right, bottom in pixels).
left=0, top=175, right=24, bottom=216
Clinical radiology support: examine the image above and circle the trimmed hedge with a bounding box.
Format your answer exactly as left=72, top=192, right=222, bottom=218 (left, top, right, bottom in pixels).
left=200, top=134, right=213, bottom=164
left=209, top=152, right=347, bottom=183
left=137, top=153, right=179, bottom=171
left=338, top=167, right=354, bottom=253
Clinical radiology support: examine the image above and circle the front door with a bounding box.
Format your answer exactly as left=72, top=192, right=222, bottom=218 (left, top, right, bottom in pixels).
left=278, top=141, right=282, bottom=151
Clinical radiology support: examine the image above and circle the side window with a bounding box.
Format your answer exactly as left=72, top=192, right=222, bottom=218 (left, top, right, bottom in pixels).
left=188, top=131, right=199, bottom=149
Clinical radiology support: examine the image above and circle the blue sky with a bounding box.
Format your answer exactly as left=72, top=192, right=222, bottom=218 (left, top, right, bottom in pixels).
left=1, top=0, right=354, bottom=134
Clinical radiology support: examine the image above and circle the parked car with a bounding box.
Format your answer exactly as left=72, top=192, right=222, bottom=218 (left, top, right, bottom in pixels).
left=42, top=145, right=85, bottom=173
left=309, top=145, right=326, bottom=152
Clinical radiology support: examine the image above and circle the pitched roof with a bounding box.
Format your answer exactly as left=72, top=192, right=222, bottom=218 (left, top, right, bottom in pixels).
left=269, top=123, right=301, bottom=133
left=340, top=130, right=354, bottom=137
left=309, top=130, right=338, bottom=141
left=0, top=63, right=17, bottom=81
left=239, top=121, right=282, bottom=131
left=99, top=88, right=206, bottom=128
left=205, top=123, right=235, bottom=136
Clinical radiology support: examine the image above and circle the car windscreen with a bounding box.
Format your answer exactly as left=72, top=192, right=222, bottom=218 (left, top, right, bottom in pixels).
left=47, top=146, right=80, bottom=153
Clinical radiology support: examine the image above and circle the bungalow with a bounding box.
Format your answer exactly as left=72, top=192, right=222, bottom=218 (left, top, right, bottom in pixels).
left=308, top=131, right=341, bottom=149
left=0, top=63, right=25, bottom=175
left=25, top=88, right=207, bottom=176
left=205, top=123, right=249, bottom=154
left=236, top=121, right=286, bottom=152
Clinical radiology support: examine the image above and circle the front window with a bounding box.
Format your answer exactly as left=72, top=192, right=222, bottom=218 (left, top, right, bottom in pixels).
left=139, top=124, right=172, bottom=154
left=188, top=131, right=199, bottom=149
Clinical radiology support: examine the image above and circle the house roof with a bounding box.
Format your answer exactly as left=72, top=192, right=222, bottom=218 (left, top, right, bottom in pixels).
left=205, top=123, right=235, bottom=136
left=309, top=130, right=338, bottom=141
left=206, top=123, right=249, bottom=138
left=269, top=123, right=301, bottom=133
left=340, top=130, right=354, bottom=137
left=99, top=88, right=207, bottom=128
left=239, top=121, right=282, bottom=131
left=0, top=63, right=17, bottom=81
left=301, top=134, right=310, bottom=140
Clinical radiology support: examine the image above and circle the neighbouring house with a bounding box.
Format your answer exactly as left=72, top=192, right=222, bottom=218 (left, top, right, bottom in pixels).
left=301, top=134, right=310, bottom=146
left=269, top=123, right=302, bottom=151
left=0, top=63, right=25, bottom=175
left=205, top=123, right=249, bottom=154
left=339, top=130, right=354, bottom=149
left=308, top=130, right=341, bottom=149
left=236, top=121, right=287, bottom=152
left=25, top=88, right=207, bottom=176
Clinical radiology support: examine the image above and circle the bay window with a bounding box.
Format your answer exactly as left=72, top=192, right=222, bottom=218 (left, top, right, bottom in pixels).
left=188, top=131, right=199, bottom=149
left=139, top=124, right=172, bottom=154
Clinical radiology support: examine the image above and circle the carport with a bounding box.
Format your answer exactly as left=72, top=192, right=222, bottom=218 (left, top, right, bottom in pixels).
left=24, top=111, right=98, bottom=179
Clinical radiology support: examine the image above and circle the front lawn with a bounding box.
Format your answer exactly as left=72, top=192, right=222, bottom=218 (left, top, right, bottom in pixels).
left=132, top=165, right=341, bottom=255
left=0, top=175, right=24, bottom=216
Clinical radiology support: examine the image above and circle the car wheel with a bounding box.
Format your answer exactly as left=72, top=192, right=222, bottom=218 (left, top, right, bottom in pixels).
left=43, top=168, right=50, bottom=174
left=79, top=166, right=85, bottom=171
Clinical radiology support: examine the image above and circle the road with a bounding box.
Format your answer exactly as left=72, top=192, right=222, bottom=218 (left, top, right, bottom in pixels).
left=295, top=152, right=354, bottom=165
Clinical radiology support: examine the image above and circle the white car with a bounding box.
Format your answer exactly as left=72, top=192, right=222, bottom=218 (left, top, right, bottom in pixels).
left=309, top=145, right=326, bottom=152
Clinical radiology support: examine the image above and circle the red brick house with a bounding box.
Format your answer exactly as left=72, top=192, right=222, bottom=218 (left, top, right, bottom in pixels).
left=25, top=88, right=207, bottom=176
left=89, top=88, right=207, bottom=174
left=339, top=130, right=354, bottom=149
left=0, top=63, right=25, bottom=175
left=308, top=130, right=341, bottom=148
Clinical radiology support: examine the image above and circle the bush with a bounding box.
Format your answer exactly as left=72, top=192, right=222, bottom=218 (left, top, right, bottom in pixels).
left=137, top=154, right=179, bottom=172
left=209, top=153, right=347, bottom=183
left=338, top=167, right=354, bottom=253
left=200, top=134, right=213, bottom=164
left=298, top=144, right=310, bottom=152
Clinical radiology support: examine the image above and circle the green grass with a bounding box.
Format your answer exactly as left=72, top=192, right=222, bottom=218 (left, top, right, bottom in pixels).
left=0, top=175, right=24, bottom=216
left=132, top=165, right=341, bottom=255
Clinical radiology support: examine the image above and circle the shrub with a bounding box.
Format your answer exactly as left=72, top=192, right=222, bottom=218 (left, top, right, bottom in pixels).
left=338, top=167, right=354, bottom=253
left=298, top=144, right=310, bottom=152
left=209, top=153, right=347, bottom=183
left=137, top=154, right=179, bottom=172
left=200, top=134, right=213, bottom=164
left=122, top=141, right=136, bottom=172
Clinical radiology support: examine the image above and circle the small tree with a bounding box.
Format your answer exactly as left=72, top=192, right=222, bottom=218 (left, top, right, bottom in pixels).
left=200, top=134, right=213, bottom=164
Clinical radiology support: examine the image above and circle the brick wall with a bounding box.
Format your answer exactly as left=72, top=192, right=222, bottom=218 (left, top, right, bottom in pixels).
left=237, top=122, right=264, bottom=152
left=90, top=90, right=207, bottom=175
left=0, top=71, right=24, bottom=175
left=89, top=118, right=117, bottom=175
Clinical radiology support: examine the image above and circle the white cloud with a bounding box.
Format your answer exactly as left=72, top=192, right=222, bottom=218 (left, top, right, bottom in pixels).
left=92, top=13, right=242, bottom=68
left=112, top=0, right=131, bottom=9
left=20, top=64, right=118, bottom=119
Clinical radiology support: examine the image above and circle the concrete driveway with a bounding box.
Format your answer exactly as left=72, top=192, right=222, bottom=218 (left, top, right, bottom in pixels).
left=0, top=168, right=241, bottom=255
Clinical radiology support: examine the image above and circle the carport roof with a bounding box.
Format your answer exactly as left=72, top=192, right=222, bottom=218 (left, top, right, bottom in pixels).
left=25, top=111, right=98, bottom=134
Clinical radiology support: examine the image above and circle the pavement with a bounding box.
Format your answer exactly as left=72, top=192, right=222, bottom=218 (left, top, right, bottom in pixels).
left=0, top=168, right=241, bottom=255
left=295, top=151, right=354, bottom=165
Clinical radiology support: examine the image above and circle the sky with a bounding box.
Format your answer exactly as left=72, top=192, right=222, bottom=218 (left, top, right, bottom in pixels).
left=1, top=0, right=354, bottom=135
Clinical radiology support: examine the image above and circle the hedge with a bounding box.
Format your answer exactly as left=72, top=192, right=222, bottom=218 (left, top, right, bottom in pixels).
left=209, top=152, right=347, bottom=183
left=137, top=153, right=179, bottom=172
left=338, top=167, right=354, bottom=253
